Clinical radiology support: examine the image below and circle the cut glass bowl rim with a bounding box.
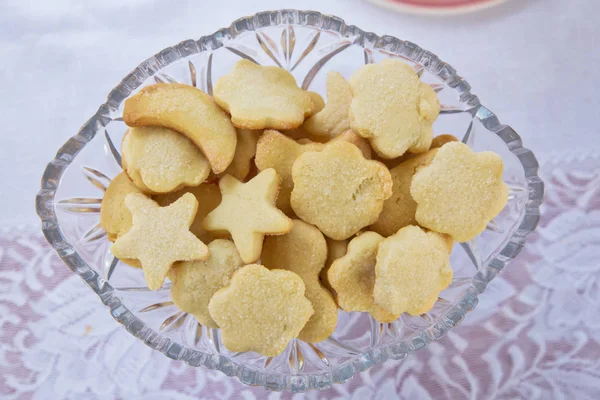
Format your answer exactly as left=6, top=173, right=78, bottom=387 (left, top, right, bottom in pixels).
left=35, top=9, right=544, bottom=392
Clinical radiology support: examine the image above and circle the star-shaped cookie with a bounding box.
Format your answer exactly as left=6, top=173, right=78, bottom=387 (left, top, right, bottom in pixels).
left=111, top=193, right=209, bottom=290
left=203, top=168, right=293, bottom=263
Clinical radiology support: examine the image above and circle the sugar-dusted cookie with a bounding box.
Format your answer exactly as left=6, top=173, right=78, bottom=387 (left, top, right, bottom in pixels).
left=431, top=134, right=458, bottom=149
left=307, top=91, right=325, bottom=116
left=169, top=240, right=244, bottom=328
left=121, top=126, right=211, bottom=194
left=291, top=141, right=393, bottom=240
left=222, top=129, right=260, bottom=181
left=213, top=60, right=314, bottom=130
left=411, top=142, right=508, bottom=242
left=255, top=130, right=371, bottom=215
left=208, top=264, right=313, bottom=356
left=203, top=169, right=293, bottom=263
left=372, top=133, right=458, bottom=170
left=100, top=172, right=144, bottom=242
left=374, top=226, right=452, bottom=315
left=123, top=83, right=237, bottom=174
left=262, top=220, right=338, bottom=343
left=320, top=237, right=348, bottom=293
left=370, top=149, right=439, bottom=237
left=303, top=72, right=352, bottom=140
left=111, top=193, right=209, bottom=290
left=154, top=183, right=223, bottom=244
left=328, top=232, right=399, bottom=322
left=349, top=59, right=440, bottom=158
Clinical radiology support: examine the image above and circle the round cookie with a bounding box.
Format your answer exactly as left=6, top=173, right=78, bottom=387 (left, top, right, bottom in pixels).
left=374, top=226, right=452, bottom=316
left=411, top=142, right=508, bottom=242
left=123, top=83, right=237, bottom=174
left=100, top=172, right=143, bottom=242
left=169, top=240, right=244, bottom=328
left=208, top=264, right=314, bottom=356
left=262, top=219, right=338, bottom=343
left=291, top=141, right=393, bottom=240
left=154, top=183, right=224, bottom=244
left=213, top=60, right=314, bottom=130
left=349, top=59, right=440, bottom=159
left=121, top=126, right=211, bottom=194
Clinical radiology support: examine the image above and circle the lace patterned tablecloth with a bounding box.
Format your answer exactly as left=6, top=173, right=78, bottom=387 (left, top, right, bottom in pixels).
left=1, top=154, right=599, bottom=400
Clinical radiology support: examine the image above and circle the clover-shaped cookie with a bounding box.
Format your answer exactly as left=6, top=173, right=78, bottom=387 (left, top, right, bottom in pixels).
left=262, top=219, right=338, bottom=343
left=349, top=59, right=440, bottom=159
left=291, top=141, right=392, bottom=240
left=302, top=72, right=353, bottom=140
left=328, top=232, right=399, bottom=322
left=374, top=226, right=452, bottom=316
left=411, top=142, right=508, bottom=242
left=208, top=264, right=313, bottom=356
left=371, top=148, right=439, bottom=237
left=123, top=83, right=237, bottom=174
left=111, top=193, right=209, bottom=290
left=100, top=172, right=144, bottom=242
left=154, top=183, right=224, bottom=244
left=213, top=60, right=314, bottom=130
left=170, top=240, right=244, bottom=328
left=203, top=168, right=293, bottom=263
left=255, top=130, right=372, bottom=215
left=121, top=126, right=211, bottom=194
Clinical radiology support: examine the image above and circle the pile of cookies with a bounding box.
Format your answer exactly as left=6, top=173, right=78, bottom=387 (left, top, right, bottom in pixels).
left=99, top=58, right=508, bottom=356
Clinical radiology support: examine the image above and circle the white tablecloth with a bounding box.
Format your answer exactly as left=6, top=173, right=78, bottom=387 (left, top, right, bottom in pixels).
left=1, top=0, right=599, bottom=398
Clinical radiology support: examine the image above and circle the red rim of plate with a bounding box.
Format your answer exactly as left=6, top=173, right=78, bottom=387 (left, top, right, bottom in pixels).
left=367, top=0, right=507, bottom=15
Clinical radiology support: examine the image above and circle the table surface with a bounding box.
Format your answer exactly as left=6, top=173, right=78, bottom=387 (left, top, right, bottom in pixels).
left=1, top=0, right=599, bottom=399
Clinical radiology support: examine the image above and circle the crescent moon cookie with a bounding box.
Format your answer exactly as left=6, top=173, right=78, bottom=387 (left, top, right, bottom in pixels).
left=203, top=168, right=293, bottom=263
left=410, top=141, right=508, bottom=242
left=122, top=83, right=237, bottom=174
left=262, top=220, right=338, bottom=343
left=290, top=141, right=393, bottom=240
left=121, top=126, right=211, bottom=194
left=328, top=231, right=399, bottom=322
left=169, top=239, right=244, bottom=328
left=302, top=71, right=353, bottom=140
left=213, top=59, right=314, bottom=130
left=349, top=59, right=440, bottom=159
left=374, top=226, right=453, bottom=316
left=208, top=264, right=314, bottom=356
left=111, top=192, right=209, bottom=290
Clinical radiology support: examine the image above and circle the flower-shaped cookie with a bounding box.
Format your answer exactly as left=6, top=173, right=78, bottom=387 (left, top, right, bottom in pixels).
left=349, top=59, right=440, bottom=159
left=123, top=83, right=237, bottom=174
left=302, top=71, right=353, bottom=140
left=111, top=193, right=209, bottom=290
left=208, top=264, right=313, bottom=356
left=262, top=219, right=338, bottom=343
left=213, top=60, right=314, bottom=130
left=203, top=168, right=293, bottom=263
left=100, top=172, right=143, bottom=242
left=411, top=142, right=508, bottom=242
left=291, top=141, right=392, bottom=240
left=170, top=240, right=244, bottom=328
left=370, top=148, right=439, bottom=237
left=121, top=126, right=211, bottom=194
left=374, top=226, right=452, bottom=316
left=328, top=232, right=399, bottom=322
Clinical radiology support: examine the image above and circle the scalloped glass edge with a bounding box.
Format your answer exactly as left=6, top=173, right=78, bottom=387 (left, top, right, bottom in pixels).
left=35, top=9, right=544, bottom=392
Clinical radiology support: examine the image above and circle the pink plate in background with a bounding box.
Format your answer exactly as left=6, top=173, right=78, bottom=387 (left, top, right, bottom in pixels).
left=367, top=0, right=508, bottom=15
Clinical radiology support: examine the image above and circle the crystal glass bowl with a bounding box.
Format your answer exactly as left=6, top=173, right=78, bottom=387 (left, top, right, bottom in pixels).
left=35, top=10, right=544, bottom=392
